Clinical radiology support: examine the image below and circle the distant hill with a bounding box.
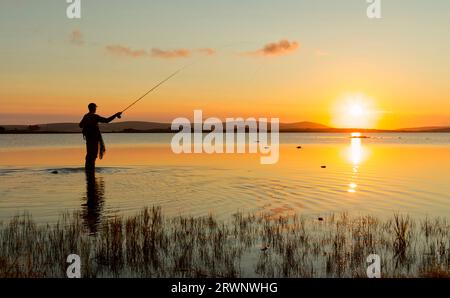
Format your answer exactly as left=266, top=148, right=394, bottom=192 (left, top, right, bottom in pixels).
left=0, top=122, right=172, bottom=133
left=0, top=121, right=329, bottom=133
left=396, top=126, right=450, bottom=132
left=1, top=121, right=450, bottom=133
left=280, top=122, right=329, bottom=130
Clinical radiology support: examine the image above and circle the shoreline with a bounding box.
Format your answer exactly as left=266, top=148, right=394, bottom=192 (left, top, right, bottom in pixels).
left=2, top=130, right=450, bottom=134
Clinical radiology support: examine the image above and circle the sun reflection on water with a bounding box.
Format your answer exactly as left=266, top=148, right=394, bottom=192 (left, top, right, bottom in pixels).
left=346, top=133, right=367, bottom=193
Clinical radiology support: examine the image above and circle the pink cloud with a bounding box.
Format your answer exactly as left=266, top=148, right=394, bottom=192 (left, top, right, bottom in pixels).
left=105, top=45, right=217, bottom=59
left=69, top=29, right=84, bottom=46
left=105, top=45, right=148, bottom=58
left=197, top=48, right=217, bottom=56
left=244, top=39, right=300, bottom=57
left=150, top=48, right=191, bottom=59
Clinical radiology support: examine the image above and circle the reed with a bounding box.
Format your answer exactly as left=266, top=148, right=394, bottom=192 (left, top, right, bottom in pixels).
left=0, top=208, right=449, bottom=278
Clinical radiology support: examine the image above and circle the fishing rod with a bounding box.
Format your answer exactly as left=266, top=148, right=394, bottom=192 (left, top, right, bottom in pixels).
left=117, top=41, right=258, bottom=118
left=117, top=67, right=184, bottom=118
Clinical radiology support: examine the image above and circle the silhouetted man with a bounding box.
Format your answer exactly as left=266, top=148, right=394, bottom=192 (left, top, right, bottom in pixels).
left=79, top=103, right=122, bottom=172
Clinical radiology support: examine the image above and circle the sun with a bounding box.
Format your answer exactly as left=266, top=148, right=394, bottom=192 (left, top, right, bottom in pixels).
left=349, top=104, right=364, bottom=117
left=331, top=93, right=380, bottom=129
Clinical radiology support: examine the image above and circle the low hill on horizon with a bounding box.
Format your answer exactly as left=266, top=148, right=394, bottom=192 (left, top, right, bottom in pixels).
left=396, top=126, right=450, bottom=132
left=0, top=121, right=330, bottom=133
left=1, top=121, right=449, bottom=133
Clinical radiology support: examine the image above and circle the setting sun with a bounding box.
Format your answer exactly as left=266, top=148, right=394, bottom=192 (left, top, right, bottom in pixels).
left=349, top=104, right=364, bottom=117
left=331, top=93, right=380, bottom=129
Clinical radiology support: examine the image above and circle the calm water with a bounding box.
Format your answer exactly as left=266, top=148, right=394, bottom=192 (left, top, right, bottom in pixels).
left=1, top=133, right=450, bottom=231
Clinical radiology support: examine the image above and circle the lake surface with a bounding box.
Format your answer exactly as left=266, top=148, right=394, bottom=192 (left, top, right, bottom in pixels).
left=1, top=133, right=449, bottom=232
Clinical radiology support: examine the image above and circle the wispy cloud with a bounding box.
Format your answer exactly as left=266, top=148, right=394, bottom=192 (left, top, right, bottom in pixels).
left=243, top=39, right=300, bottom=57
left=69, top=29, right=84, bottom=46
left=105, top=45, right=148, bottom=58
left=150, top=48, right=191, bottom=59
left=197, top=48, right=216, bottom=56
left=105, top=45, right=217, bottom=59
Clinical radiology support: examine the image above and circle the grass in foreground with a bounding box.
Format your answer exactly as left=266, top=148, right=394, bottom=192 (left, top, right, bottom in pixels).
left=0, top=208, right=449, bottom=278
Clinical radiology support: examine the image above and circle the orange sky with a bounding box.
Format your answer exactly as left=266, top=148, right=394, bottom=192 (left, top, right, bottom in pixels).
left=1, top=1, right=449, bottom=129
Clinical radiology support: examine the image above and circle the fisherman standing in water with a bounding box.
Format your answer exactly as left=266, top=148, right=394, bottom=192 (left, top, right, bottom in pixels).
left=77, top=68, right=181, bottom=172
left=79, top=103, right=122, bottom=172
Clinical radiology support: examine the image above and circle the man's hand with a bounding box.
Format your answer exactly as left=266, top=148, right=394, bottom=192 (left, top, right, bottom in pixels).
left=115, top=112, right=123, bottom=119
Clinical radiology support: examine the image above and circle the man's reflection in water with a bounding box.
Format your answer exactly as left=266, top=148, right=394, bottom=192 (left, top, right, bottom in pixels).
left=82, top=171, right=105, bottom=234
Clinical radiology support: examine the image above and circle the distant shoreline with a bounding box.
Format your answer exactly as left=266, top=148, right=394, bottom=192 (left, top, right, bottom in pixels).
left=1, top=121, right=450, bottom=134
left=1, top=129, right=450, bottom=134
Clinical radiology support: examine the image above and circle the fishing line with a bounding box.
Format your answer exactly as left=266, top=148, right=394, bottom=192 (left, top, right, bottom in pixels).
left=117, top=53, right=207, bottom=117
left=117, top=41, right=261, bottom=118
left=118, top=66, right=186, bottom=117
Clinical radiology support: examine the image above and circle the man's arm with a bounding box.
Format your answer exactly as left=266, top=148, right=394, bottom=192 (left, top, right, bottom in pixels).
left=97, top=112, right=122, bottom=123
left=79, top=115, right=86, bottom=128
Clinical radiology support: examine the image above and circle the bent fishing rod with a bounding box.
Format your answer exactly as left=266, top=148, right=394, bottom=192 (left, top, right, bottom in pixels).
left=116, top=41, right=258, bottom=118
left=117, top=67, right=184, bottom=118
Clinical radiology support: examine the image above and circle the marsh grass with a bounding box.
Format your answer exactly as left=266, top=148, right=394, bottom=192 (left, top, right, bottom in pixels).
left=0, top=208, right=449, bottom=278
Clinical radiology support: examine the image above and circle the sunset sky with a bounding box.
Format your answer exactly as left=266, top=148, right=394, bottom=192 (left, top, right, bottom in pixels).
left=1, top=0, right=449, bottom=129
